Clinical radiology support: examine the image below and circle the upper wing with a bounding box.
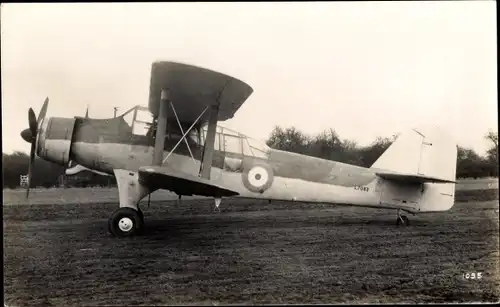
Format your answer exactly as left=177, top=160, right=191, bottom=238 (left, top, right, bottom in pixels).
left=376, top=171, right=456, bottom=184
left=148, top=61, right=253, bottom=125
left=138, top=165, right=239, bottom=197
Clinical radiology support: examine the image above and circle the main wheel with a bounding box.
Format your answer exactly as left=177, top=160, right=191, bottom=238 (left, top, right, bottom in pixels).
left=108, top=207, right=143, bottom=237
left=137, top=209, right=144, bottom=224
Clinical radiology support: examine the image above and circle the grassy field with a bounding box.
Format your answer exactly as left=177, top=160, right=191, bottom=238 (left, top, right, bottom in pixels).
left=2, top=179, right=499, bottom=305
left=455, top=178, right=499, bottom=191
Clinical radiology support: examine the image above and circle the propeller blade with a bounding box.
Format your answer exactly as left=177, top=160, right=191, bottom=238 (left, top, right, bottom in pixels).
left=28, top=108, right=37, bottom=136
left=34, top=97, right=49, bottom=155
left=38, top=97, right=49, bottom=125
left=24, top=97, right=49, bottom=198
left=26, top=141, right=36, bottom=198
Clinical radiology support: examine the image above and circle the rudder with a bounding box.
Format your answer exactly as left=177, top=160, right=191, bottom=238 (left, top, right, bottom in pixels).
left=372, top=126, right=458, bottom=212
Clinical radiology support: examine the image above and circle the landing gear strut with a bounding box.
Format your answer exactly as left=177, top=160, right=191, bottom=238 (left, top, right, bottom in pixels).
left=214, top=198, right=221, bottom=212
left=396, top=209, right=410, bottom=226
left=108, top=169, right=150, bottom=237
left=108, top=207, right=144, bottom=237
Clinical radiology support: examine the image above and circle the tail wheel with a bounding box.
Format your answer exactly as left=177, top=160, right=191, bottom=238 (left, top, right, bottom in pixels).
left=396, top=215, right=410, bottom=226
left=108, top=207, right=143, bottom=237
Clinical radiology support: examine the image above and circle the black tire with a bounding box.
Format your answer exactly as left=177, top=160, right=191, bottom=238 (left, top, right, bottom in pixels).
left=108, top=207, right=143, bottom=237
left=137, top=209, right=144, bottom=224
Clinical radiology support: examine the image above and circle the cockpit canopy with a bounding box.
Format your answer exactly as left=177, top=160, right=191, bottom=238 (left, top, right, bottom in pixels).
left=121, top=105, right=270, bottom=158
left=119, top=105, right=151, bottom=135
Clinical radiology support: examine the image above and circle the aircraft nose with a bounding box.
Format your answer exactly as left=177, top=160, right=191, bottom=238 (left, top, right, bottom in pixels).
left=21, top=128, right=33, bottom=143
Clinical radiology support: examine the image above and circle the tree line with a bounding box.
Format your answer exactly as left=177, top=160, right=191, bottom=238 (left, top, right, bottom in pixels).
left=2, top=129, right=498, bottom=189
left=266, top=127, right=498, bottom=179
left=2, top=152, right=118, bottom=189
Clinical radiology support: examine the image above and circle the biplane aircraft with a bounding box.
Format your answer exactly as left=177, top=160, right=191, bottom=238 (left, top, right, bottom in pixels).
left=20, top=61, right=458, bottom=237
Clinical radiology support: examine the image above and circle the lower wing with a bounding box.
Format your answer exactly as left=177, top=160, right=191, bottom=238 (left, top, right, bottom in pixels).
left=138, top=165, right=239, bottom=197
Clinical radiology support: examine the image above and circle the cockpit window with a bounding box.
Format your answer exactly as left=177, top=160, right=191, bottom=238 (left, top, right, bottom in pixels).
left=122, top=108, right=134, bottom=127
left=244, top=136, right=270, bottom=158
left=120, top=106, right=154, bottom=136
left=120, top=107, right=270, bottom=158
left=133, top=107, right=154, bottom=136
left=199, top=124, right=270, bottom=158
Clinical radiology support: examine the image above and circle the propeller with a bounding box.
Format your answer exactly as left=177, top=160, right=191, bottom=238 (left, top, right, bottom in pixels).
left=20, top=97, right=49, bottom=198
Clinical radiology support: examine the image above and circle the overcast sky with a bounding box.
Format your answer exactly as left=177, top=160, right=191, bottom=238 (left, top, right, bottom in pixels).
left=1, top=2, right=497, bottom=156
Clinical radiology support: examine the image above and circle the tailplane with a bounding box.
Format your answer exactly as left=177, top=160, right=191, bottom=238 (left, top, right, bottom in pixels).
left=371, top=126, right=458, bottom=212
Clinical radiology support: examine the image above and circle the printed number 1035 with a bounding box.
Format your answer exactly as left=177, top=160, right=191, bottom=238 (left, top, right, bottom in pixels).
left=463, top=272, right=483, bottom=280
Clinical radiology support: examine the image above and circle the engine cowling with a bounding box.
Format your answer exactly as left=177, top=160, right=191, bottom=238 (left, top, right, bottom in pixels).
left=37, top=117, right=76, bottom=166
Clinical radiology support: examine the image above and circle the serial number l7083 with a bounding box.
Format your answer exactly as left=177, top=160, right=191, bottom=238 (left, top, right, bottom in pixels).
left=354, top=186, right=369, bottom=192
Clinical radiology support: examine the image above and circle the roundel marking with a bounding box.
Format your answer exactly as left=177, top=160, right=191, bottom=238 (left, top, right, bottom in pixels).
left=242, top=162, right=274, bottom=193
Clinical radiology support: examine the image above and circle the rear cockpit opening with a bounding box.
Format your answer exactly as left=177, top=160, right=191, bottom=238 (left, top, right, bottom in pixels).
left=117, top=105, right=270, bottom=159
left=121, top=105, right=154, bottom=136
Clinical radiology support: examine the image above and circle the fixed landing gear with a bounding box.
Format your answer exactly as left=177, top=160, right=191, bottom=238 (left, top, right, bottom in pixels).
left=108, top=169, right=151, bottom=237
left=396, top=209, right=410, bottom=226
left=137, top=208, right=144, bottom=224
left=214, top=198, right=221, bottom=212
left=108, top=207, right=144, bottom=237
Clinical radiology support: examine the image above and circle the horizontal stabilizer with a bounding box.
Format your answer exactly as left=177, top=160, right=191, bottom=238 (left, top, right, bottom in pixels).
left=376, top=171, right=456, bottom=184
left=138, top=166, right=239, bottom=197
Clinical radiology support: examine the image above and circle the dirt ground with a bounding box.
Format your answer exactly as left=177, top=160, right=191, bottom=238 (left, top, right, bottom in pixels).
left=3, top=191, right=499, bottom=305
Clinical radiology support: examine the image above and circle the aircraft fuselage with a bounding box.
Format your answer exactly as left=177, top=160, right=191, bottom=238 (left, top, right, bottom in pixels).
left=38, top=114, right=420, bottom=213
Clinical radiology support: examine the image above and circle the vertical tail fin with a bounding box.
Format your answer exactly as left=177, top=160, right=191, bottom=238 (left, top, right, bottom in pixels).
left=372, top=126, right=458, bottom=212
left=371, top=126, right=457, bottom=182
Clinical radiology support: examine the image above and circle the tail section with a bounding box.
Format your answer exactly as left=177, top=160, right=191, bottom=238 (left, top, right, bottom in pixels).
left=372, top=126, right=458, bottom=212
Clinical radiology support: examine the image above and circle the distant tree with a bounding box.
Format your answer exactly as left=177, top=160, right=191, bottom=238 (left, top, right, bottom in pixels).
left=358, top=136, right=394, bottom=167
left=456, top=146, right=487, bottom=178
left=1, top=151, right=116, bottom=188
left=485, top=131, right=498, bottom=163
left=266, top=126, right=396, bottom=167
left=62, top=172, right=116, bottom=188
left=2, top=152, right=65, bottom=188
left=266, top=126, right=285, bottom=149
left=266, top=126, right=310, bottom=154
left=341, top=139, right=362, bottom=165
left=2, top=151, right=30, bottom=188
left=307, top=129, right=344, bottom=160
left=483, top=131, right=498, bottom=177
left=457, top=146, right=482, bottom=162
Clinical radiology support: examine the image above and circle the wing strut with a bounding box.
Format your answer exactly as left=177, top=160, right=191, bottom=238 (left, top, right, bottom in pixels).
left=169, top=101, right=196, bottom=166
left=162, top=105, right=208, bottom=164
left=152, top=89, right=169, bottom=165
left=199, top=104, right=220, bottom=179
